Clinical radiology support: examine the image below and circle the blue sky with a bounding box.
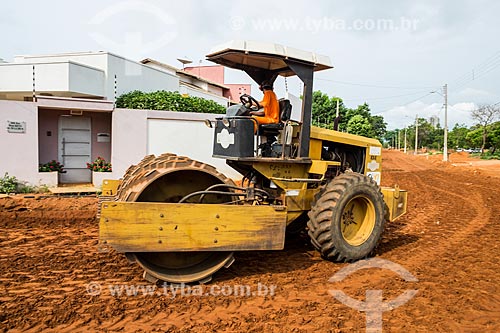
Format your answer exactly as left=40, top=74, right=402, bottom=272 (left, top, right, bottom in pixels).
left=2, top=0, right=499, bottom=129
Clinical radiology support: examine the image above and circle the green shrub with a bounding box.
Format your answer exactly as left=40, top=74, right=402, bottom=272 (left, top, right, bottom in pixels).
left=18, top=184, right=36, bottom=193
left=87, top=157, right=112, bottom=172
left=0, top=173, right=18, bottom=193
left=116, top=90, right=226, bottom=114
left=19, top=183, right=50, bottom=194
left=480, top=151, right=500, bottom=160
left=0, top=173, right=51, bottom=194
left=39, top=160, right=65, bottom=173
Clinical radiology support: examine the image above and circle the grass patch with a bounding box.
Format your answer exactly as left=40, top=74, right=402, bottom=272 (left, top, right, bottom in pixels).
left=0, top=173, right=50, bottom=194
left=480, top=152, right=500, bottom=160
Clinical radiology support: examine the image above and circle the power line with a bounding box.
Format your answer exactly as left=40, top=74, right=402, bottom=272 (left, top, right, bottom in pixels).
left=317, top=50, right=500, bottom=120
left=342, top=89, right=431, bottom=103
left=450, top=52, right=500, bottom=84
left=449, top=50, right=500, bottom=91
left=315, top=77, right=438, bottom=90
left=450, top=51, right=500, bottom=85
left=452, top=59, right=500, bottom=90
left=372, top=92, right=436, bottom=115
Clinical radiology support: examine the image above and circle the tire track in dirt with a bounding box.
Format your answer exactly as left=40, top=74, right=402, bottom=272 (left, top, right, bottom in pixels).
left=378, top=152, right=500, bottom=331
left=402, top=170, right=490, bottom=268
left=2, top=153, right=500, bottom=332
left=380, top=153, right=493, bottom=269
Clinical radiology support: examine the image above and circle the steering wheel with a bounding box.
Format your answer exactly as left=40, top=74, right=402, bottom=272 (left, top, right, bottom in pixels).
left=240, top=94, right=261, bottom=111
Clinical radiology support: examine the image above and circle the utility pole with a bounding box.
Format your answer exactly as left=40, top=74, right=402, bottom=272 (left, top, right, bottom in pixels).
left=397, top=129, right=401, bottom=151
left=414, top=115, right=418, bottom=155
left=443, top=84, right=448, bottom=162
left=431, top=85, right=449, bottom=161
left=404, top=127, right=407, bottom=153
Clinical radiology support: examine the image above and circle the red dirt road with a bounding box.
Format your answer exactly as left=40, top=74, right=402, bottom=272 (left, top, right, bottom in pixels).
left=1, top=151, right=500, bottom=332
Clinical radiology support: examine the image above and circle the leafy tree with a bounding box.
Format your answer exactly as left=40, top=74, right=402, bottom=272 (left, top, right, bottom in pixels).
left=401, top=118, right=429, bottom=151
left=384, top=130, right=395, bottom=148
left=381, top=111, right=499, bottom=154
left=465, top=121, right=500, bottom=153
left=465, top=124, right=483, bottom=147
left=347, top=115, right=376, bottom=138
left=346, top=103, right=371, bottom=119
left=427, top=124, right=444, bottom=150
left=311, top=91, right=333, bottom=127
left=371, top=115, right=387, bottom=141
left=489, top=122, right=500, bottom=154
left=311, top=91, right=348, bottom=130
left=311, top=91, right=386, bottom=140
left=417, top=119, right=433, bottom=148
left=448, top=123, right=470, bottom=148
left=471, top=104, right=500, bottom=153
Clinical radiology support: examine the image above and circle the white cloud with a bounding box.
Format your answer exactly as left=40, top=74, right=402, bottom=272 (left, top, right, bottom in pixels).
left=455, top=87, right=495, bottom=100
left=383, top=100, right=476, bottom=129
left=1, top=0, right=499, bottom=128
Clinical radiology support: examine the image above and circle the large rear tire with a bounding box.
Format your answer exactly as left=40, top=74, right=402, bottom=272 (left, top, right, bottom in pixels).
left=307, top=173, right=386, bottom=261
left=116, top=153, right=236, bottom=284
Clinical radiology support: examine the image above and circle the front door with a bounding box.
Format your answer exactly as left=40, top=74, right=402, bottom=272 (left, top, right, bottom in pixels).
left=58, top=116, right=92, bottom=184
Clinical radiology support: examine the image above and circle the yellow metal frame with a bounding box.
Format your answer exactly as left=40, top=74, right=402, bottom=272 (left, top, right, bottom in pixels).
left=341, top=195, right=376, bottom=246
left=101, top=179, right=121, bottom=196
left=307, top=160, right=341, bottom=176
left=99, top=126, right=406, bottom=256
left=252, top=161, right=310, bottom=190
left=309, top=126, right=382, bottom=152
left=309, top=126, right=383, bottom=183
left=99, top=202, right=287, bottom=252
left=381, top=186, right=408, bottom=221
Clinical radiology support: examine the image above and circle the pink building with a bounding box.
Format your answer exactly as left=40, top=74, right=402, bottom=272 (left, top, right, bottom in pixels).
left=183, top=65, right=251, bottom=103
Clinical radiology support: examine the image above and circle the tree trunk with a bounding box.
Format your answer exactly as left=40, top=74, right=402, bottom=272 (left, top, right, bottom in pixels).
left=482, top=127, right=487, bottom=154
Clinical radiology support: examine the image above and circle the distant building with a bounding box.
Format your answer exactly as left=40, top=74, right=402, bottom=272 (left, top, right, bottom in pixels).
left=183, top=65, right=252, bottom=103
left=140, top=58, right=231, bottom=106
left=429, top=115, right=440, bottom=128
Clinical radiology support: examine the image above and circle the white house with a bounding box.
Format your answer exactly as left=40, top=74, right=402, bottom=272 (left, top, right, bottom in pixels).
left=0, top=51, right=244, bottom=187
left=0, top=97, right=239, bottom=187
left=0, top=51, right=232, bottom=105
left=0, top=49, right=300, bottom=188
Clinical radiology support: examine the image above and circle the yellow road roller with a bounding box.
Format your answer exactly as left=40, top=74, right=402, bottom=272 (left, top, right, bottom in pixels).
left=99, top=41, right=407, bottom=284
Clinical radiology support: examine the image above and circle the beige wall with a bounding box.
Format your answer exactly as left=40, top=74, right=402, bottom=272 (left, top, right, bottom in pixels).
left=0, top=100, right=46, bottom=184
left=111, top=109, right=241, bottom=180
left=0, top=100, right=241, bottom=187
left=109, top=108, right=148, bottom=178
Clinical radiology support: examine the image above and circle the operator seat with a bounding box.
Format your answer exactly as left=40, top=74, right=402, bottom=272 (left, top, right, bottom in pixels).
left=258, top=98, right=292, bottom=139
left=257, top=99, right=292, bottom=157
